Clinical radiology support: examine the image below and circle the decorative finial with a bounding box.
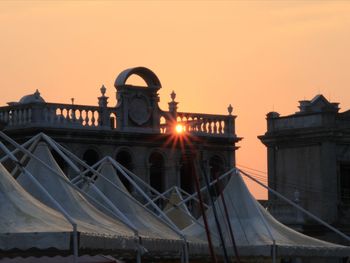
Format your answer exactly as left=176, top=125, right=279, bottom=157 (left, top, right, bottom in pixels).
left=71, top=98, right=74, bottom=105
left=227, top=104, right=233, bottom=115
left=98, top=85, right=109, bottom=108
left=100, top=85, right=106, bottom=96
left=168, top=91, right=178, bottom=114
left=170, top=91, right=176, bottom=101
left=34, top=89, right=40, bottom=98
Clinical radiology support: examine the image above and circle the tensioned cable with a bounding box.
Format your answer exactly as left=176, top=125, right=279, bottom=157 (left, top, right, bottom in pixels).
left=239, top=169, right=343, bottom=205
left=239, top=168, right=350, bottom=243
left=237, top=163, right=342, bottom=196
left=238, top=166, right=342, bottom=200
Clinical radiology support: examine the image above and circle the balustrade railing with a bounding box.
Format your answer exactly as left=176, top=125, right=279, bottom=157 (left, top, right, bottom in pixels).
left=44, top=103, right=103, bottom=127
left=0, top=104, right=33, bottom=126
left=0, top=103, right=234, bottom=137
left=160, top=111, right=234, bottom=137
left=0, top=103, right=113, bottom=129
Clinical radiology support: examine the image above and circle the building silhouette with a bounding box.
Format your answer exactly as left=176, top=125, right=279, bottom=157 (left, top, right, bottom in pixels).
left=259, top=94, right=350, bottom=244
left=0, top=67, right=240, bottom=203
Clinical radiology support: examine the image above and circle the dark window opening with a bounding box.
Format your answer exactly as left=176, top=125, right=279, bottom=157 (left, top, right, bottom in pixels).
left=149, top=152, right=164, bottom=194
left=115, top=151, right=133, bottom=192
left=180, top=154, right=200, bottom=216
left=180, top=155, right=195, bottom=194
left=83, top=149, right=99, bottom=178
left=340, top=163, right=350, bottom=204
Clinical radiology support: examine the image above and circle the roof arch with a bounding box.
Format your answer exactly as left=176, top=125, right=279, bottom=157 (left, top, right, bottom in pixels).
left=114, top=67, right=162, bottom=90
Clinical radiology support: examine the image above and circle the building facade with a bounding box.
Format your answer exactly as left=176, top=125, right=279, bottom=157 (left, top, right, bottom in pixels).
left=0, top=67, right=240, bottom=199
left=259, top=94, right=350, bottom=244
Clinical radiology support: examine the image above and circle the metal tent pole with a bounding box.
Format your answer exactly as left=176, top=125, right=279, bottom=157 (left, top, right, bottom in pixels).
left=272, top=240, right=276, bottom=263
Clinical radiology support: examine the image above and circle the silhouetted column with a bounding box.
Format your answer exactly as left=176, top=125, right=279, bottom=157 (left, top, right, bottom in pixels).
left=98, top=85, right=110, bottom=128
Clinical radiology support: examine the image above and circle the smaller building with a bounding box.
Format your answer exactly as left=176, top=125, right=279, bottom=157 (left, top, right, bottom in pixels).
left=259, top=94, right=350, bottom=244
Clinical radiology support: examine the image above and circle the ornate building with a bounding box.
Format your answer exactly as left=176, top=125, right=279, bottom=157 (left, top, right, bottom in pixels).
left=259, top=94, right=350, bottom=244
left=0, top=67, right=240, bottom=198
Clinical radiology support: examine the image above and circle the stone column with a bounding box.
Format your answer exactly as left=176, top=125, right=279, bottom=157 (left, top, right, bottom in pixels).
left=167, top=91, right=179, bottom=133
left=98, top=85, right=110, bottom=128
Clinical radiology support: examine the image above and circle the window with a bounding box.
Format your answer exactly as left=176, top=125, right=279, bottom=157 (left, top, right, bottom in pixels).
left=82, top=149, right=99, bottom=178
left=180, top=154, right=195, bottom=194
left=149, top=152, right=164, bottom=193
left=115, top=150, right=133, bottom=192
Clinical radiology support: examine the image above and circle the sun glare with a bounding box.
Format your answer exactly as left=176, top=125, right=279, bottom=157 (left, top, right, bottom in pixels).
left=175, top=124, right=184, bottom=134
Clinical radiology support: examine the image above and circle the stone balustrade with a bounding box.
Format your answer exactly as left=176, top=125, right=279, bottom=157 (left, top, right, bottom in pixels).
left=0, top=103, right=235, bottom=137
left=160, top=111, right=235, bottom=137
left=267, top=113, right=324, bottom=131
left=0, top=103, right=111, bottom=129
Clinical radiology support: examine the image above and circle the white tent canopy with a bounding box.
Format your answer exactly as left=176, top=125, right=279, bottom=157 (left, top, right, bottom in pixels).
left=162, top=186, right=195, bottom=230
left=14, top=140, right=193, bottom=258
left=17, top=142, right=137, bottom=237
left=0, top=161, right=136, bottom=254
left=0, top=163, right=72, bottom=251
left=82, top=160, right=186, bottom=251
left=1, top=131, right=349, bottom=260
left=16, top=142, right=139, bottom=251
left=183, top=172, right=350, bottom=257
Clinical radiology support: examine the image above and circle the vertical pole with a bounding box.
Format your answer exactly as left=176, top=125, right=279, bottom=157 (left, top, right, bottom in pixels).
left=192, top=159, right=217, bottom=263
left=73, top=224, right=78, bottom=263
left=136, top=236, right=142, bottom=263
left=200, top=162, right=229, bottom=263
left=184, top=241, right=189, bottom=263
left=136, top=250, right=141, bottom=263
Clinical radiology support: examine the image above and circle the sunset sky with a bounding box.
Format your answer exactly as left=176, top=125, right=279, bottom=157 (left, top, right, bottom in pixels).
left=1, top=1, right=350, bottom=198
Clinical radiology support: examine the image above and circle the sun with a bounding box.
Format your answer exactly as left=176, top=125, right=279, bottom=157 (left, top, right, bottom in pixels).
left=175, top=124, right=184, bottom=134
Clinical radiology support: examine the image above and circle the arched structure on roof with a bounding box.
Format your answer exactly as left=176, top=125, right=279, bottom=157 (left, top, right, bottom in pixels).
left=114, top=67, right=162, bottom=90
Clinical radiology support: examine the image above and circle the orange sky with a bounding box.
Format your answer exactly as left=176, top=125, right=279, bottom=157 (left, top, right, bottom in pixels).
left=1, top=1, right=350, bottom=199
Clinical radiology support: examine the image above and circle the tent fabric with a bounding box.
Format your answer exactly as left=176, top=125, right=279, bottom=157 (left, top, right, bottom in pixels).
left=163, top=187, right=193, bottom=230
left=2, top=134, right=350, bottom=259
left=84, top=162, right=184, bottom=252
left=15, top=142, right=188, bottom=255
left=16, top=142, right=137, bottom=250
left=0, top=163, right=71, bottom=250
left=183, top=172, right=350, bottom=257
left=0, top=160, right=136, bottom=252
